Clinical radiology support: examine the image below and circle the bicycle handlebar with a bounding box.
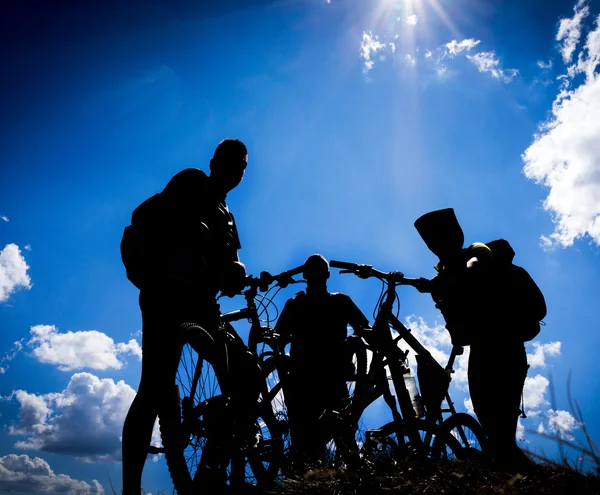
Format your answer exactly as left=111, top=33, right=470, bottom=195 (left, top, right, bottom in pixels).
left=328, top=260, right=358, bottom=271
left=243, top=265, right=304, bottom=292
left=330, top=259, right=425, bottom=288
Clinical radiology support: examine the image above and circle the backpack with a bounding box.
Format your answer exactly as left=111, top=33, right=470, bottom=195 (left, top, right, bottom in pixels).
left=120, top=193, right=165, bottom=290
left=484, top=239, right=547, bottom=342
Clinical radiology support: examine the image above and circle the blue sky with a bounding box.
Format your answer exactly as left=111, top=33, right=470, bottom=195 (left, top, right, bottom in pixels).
left=2, top=0, right=600, bottom=492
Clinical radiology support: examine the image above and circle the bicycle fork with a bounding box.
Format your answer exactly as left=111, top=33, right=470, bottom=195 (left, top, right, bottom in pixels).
left=372, top=285, right=425, bottom=453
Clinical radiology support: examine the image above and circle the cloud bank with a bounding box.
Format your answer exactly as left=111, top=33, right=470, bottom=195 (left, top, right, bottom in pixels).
left=28, top=325, right=141, bottom=372
left=0, top=454, right=103, bottom=494
left=7, top=373, right=136, bottom=462
left=522, top=3, right=600, bottom=247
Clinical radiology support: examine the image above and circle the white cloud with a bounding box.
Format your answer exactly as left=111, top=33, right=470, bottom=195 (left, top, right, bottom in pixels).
left=400, top=317, right=470, bottom=391
left=404, top=54, right=416, bottom=66
left=389, top=42, right=396, bottom=54
left=523, top=374, right=550, bottom=411
left=547, top=409, right=579, bottom=440
left=527, top=341, right=562, bottom=368
left=522, top=14, right=600, bottom=247
left=451, top=346, right=471, bottom=391
left=24, top=244, right=31, bottom=251
left=556, top=2, right=589, bottom=64
left=0, top=340, right=25, bottom=375
left=538, top=60, right=553, bottom=69
left=1, top=215, right=8, bottom=222
left=445, top=38, right=481, bottom=57
left=406, top=14, right=419, bottom=26
left=0, top=244, right=31, bottom=302
left=403, top=317, right=452, bottom=366
left=437, top=65, right=448, bottom=78
left=8, top=373, right=136, bottom=462
left=466, top=51, right=519, bottom=83
left=517, top=417, right=527, bottom=442
left=464, top=397, right=474, bottom=415
left=360, top=32, right=386, bottom=75
left=425, top=50, right=433, bottom=59
left=575, top=14, right=600, bottom=79
left=28, top=325, right=142, bottom=372
left=0, top=454, right=103, bottom=494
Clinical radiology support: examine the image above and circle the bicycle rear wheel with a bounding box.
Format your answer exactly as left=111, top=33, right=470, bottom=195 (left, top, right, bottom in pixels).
left=159, top=325, right=281, bottom=494
left=431, top=412, right=488, bottom=461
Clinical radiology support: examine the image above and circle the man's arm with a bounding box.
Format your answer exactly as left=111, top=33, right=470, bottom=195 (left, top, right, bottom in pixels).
left=342, top=294, right=372, bottom=336
left=274, top=298, right=298, bottom=347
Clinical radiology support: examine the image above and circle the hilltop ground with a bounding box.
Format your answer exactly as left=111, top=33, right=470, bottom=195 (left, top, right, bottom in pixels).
left=263, top=456, right=600, bottom=495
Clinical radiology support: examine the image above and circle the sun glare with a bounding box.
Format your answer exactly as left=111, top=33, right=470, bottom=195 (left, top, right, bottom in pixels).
left=374, top=0, right=461, bottom=39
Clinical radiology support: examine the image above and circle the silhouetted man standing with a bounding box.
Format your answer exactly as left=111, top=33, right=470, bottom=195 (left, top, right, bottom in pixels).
left=414, top=208, right=538, bottom=473
left=275, top=254, right=370, bottom=468
left=121, top=139, right=248, bottom=495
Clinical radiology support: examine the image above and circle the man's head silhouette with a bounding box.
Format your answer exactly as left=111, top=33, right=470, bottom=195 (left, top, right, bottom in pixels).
left=303, top=254, right=330, bottom=291
left=209, top=138, right=248, bottom=197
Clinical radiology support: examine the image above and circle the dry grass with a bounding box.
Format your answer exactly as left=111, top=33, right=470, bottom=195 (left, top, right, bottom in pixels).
left=523, top=371, right=600, bottom=474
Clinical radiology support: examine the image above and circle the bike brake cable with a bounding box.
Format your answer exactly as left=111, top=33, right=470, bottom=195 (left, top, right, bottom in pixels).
left=373, top=279, right=386, bottom=320
left=394, top=290, right=401, bottom=318
left=261, top=286, right=283, bottom=323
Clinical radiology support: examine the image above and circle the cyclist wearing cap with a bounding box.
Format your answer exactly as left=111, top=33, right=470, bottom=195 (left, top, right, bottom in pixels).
left=121, top=138, right=249, bottom=494
left=275, top=254, right=371, bottom=468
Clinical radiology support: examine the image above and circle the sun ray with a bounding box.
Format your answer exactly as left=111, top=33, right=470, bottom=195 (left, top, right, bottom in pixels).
left=425, top=0, right=462, bottom=39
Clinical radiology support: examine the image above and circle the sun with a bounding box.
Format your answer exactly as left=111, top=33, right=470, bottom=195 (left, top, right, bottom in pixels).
left=373, top=0, right=460, bottom=39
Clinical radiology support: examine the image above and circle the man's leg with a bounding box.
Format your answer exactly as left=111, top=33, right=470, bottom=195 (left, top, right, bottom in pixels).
left=469, top=343, right=532, bottom=471
left=122, top=306, right=181, bottom=495
left=286, top=373, right=323, bottom=470
left=468, top=345, right=499, bottom=459
left=493, top=347, right=533, bottom=472
left=330, top=383, right=359, bottom=468
left=122, top=377, right=159, bottom=494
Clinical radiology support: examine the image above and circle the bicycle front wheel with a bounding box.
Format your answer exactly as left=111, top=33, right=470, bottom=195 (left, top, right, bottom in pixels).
left=430, top=412, right=488, bottom=461
left=159, top=325, right=281, bottom=494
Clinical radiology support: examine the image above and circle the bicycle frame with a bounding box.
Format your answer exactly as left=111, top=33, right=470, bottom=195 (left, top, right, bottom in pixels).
left=330, top=261, right=474, bottom=456
left=370, top=276, right=428, bottom=451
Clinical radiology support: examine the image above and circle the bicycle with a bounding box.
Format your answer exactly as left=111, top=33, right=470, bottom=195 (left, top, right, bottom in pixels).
left=328, top=260, right=488, bottom=462
left=249, top=270, right=373, bottom=472
left=156, top=270, right=302, bottom=494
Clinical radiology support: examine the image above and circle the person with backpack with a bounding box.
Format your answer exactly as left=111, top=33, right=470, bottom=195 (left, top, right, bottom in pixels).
left=274, top=254, right=371, bottom=470
left=414, top=208, right=546, bottom=473
left=120, top=138, right=249, bottom=495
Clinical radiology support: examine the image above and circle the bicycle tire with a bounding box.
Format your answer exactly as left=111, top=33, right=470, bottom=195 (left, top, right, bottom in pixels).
left=159, top=324, right=282, bottom=494
left=430, top=412, right=488, bottom=461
